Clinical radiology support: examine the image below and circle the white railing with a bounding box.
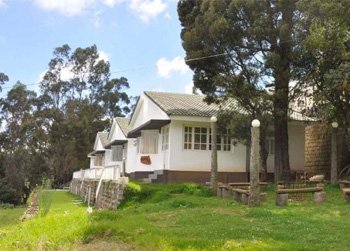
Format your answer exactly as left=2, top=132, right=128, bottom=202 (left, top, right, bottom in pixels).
left=72, top=165, right=121, bottom=181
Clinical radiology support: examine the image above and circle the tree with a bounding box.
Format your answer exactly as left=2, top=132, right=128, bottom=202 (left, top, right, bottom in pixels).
left=298, top=1, right=350, bottom=165
left=0, top=83, right=40, bottom=203
left=178, top=0, right=307, bottom=181
left=39, top=44, right=131, bottom=186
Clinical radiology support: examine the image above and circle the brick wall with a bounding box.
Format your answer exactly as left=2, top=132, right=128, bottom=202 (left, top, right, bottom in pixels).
left=305, top=125, right=347, bottom=179
left=70, top=178, right=128, bottom=210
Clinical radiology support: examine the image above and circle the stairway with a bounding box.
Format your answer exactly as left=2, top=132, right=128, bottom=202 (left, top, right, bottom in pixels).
left=141, top=169, right=164, bottom=183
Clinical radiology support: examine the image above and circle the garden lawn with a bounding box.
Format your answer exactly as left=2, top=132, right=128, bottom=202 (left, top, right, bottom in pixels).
left=84, top=183, right=350, bottom=251
left=0, top=190, right=89, bottom=251
left=1, top=184, right=350, bottom=251
left=0, top=207, right=26, bottom=228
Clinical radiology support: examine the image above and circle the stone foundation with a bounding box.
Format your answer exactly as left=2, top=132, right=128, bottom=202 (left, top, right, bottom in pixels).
left=70, top=178, right=128, bottom=210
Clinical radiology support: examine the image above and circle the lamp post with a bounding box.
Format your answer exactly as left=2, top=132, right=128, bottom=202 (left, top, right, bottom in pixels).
left=210, top=116, right=218, bottom=195
left=331, top=122, right=338, bottom=184
left=249, top=119, right=261, bottom=207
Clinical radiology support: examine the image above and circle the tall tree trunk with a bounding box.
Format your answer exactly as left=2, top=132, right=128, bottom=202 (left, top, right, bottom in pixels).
left=273, top=0, right=295, bottom=183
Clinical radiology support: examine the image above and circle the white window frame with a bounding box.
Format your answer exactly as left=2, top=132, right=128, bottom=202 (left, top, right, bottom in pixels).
left=162, top=126, right=169, bottom=151
left=184, top=126, right=233, bottom=152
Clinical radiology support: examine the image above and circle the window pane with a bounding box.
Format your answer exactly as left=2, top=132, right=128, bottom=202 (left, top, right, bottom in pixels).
left=195, top=127, right=200, bottom=133
left=201, top=128, right=207, bottom=133
left=201, top=144, right=206, bottom=150
left=195, top=134, right=200, bottom=143
left=194, top=144, right=200, bottom=149
left=201, top=134, right=207, bottom=143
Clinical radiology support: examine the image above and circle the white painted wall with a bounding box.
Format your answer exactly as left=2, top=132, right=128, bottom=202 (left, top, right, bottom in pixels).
left=130, top=130, right=164, bottom=172
left=266, top=124, right=305, bottom=172
left=130, top=93, right=169, bottom=129
left=168, top=120, right=247, bottom=172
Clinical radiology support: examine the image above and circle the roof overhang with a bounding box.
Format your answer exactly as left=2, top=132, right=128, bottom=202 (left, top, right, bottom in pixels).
left=89, top=150, right=105, bottom=156
left=104, top=139, right=128, bottom=149
left=128, top=119, right=170, bottom=138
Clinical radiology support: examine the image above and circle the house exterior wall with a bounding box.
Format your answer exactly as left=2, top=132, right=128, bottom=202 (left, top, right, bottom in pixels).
left=266, top=124, right=306, bottom=172
left=131, top=131, right=164, bottom=173
left=168, top=120, right=247, bottom=172
left=130, top=93, right=169, bottom=129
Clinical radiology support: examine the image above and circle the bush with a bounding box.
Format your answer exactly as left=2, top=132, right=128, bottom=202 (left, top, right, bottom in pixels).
left=150, top=191, right=172, bottom=203
left=119, top=182, right=154, bottom=208
left=173, top=183, right=213, bottom=197
left=0, top=203, right=15, bottom=209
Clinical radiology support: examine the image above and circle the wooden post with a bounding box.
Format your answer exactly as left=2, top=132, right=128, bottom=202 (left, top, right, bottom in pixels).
left=210, top=116, right=218, bottom=195
left=249, top=119, right=261, bottom=207
left=331, top=122, right=338, bottom=185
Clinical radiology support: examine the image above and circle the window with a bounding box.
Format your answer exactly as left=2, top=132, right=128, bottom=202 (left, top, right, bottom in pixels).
left=185, top=126, right=232, bottom=151
left=94, top=154, right=102, bottom=166
left=111, top=145, right=123, bottom=161
left=140, top=130, right=159, bottom=154
left=266, top=138, right=275, bottom=155
left=209, top=129, right=231, bottom=152
left=184, top=126, right=192, bottom=150
left=194, top=127, right=208, bottom=150
left=162, top=127, right=169, bottom=150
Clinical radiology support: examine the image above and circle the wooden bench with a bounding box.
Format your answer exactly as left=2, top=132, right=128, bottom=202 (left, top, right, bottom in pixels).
left=276, top=186, right=325, bottom=206
left=339, top=180, right=350, bottom=189
left=232, top=188, right=267, bottom=205
left=341, top=188, right=350, bottom=202
left=217, top=185, right=231, bottom=199
left=228, top=182, right=268, bottom=188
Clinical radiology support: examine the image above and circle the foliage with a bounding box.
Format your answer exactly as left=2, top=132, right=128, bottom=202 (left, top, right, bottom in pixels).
left=0, top=44, right=132, bottom=203
left=177, top=0, right=313, bottom=182
left=0, top=204, right=14, bottom=209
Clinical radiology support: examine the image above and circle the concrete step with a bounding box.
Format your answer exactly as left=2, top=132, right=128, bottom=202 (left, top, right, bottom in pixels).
left=141, top=178, right=151, bottom=183
left=154, top=170, right=164, bottom=175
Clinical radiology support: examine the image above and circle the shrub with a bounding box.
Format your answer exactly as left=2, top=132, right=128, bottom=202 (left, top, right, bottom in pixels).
left=150, top=191, right=172, bottom=203
left=173, top=183, right=213, bottom=197
left=0, top=203, right=15, bottom=209
left=119, top=182, right=154, bottom=208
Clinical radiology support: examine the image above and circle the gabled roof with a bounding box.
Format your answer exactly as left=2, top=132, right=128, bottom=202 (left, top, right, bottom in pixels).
left=97, top=132, right=108, bottom=147
left=144, top=91, right=317, bottom=122
left=116, top=117, right=131, bottom=137
left=144, top=91, right=234, bottom=117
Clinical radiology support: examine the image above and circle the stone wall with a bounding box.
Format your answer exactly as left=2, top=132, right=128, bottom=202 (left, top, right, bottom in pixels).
left=70, top=178, right=128, bottom=210
left=305, top=125, right=348, bottom=179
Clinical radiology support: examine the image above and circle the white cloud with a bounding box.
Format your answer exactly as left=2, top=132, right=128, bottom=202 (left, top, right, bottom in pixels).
left=184, top=82, right=202, bottom=95
left=103, top=0, right=126, bottom=8
left=157, top=56, right=189, bottom=79
left=33, top=0, right=96, bottom=16
left=98, top=51, right=109, bottom=62
left=164, top=12, right=171, bottom=19
left=93, top=9, right=103, bottom=27
left=0, top=0, right=6, bottom=8
left=129, top=0, right=167, bottom=23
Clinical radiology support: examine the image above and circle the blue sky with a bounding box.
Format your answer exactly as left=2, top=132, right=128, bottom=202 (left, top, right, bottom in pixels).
left=0, top=0, right=195, bottom=98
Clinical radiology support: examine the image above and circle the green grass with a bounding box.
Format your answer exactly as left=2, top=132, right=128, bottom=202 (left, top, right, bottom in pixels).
left=0, top=207, right=26, bottom=228
left=0, top=191, right=89, bottom=251
left=1, top=184, right=350, bottom=250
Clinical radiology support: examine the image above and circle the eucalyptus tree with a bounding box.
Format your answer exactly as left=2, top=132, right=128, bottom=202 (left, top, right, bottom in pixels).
left=40, top=44, right=131, bottom=186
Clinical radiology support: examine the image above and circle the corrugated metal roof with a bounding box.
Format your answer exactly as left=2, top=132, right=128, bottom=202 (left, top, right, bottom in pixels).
left=144, top=91, right=318, bottom=122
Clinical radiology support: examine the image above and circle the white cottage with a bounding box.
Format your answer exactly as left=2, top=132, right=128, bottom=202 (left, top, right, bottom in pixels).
left=122, top=91, right=314, bottom=183
left=88, top=132, right=108, bottom=169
